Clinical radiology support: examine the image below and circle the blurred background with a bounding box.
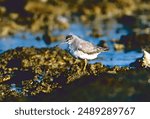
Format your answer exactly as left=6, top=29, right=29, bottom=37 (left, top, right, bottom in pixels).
left=0, top=0, right=150, bottom=65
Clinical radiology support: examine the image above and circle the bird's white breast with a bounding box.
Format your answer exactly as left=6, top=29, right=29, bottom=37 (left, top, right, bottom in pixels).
left=73, top=50, right=99, bottom=60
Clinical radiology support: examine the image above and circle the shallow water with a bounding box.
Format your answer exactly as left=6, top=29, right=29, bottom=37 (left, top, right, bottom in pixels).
left=10, top=84, right=22, bottom=93
left=0, top=20, right=143, bottom=67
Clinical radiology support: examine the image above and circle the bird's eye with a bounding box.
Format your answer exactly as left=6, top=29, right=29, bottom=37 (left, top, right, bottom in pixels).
left=66, top=35, right=73, bottom=41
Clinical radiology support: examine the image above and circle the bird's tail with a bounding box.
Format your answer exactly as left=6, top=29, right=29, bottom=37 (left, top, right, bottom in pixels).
left=103, top=47, right=109, bottom=51
left=98, top=47, right=109, bottom=52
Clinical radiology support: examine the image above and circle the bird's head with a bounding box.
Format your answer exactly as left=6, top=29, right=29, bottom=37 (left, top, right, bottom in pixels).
left=65, top=34, right=74, bottom=44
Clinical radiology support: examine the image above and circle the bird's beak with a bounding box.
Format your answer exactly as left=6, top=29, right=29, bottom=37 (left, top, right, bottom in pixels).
left=55, top=40, right=66, bottom=47
left=61, top=39, right=67, bottom=44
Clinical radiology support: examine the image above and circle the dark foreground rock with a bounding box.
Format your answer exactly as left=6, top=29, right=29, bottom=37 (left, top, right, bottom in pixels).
left=0, top=47, right=149, bottom=101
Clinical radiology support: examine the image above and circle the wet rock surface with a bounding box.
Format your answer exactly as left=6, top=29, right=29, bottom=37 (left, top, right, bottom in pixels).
left=0, top=47, right=149, bottom=101
left=119, top=33, right=150, bottom=52
left=0, top=47, right=105, bottom=101
left=130, top=50, right=150, bottom=69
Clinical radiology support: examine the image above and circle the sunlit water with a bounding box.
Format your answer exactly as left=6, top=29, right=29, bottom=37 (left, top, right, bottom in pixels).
left=0, top=21, right=143, bottom=67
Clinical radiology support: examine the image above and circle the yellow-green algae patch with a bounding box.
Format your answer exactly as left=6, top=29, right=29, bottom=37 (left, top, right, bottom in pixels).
left=0, top=47, right=149, bottom=101
left=0, top=47, right=108, bottom=100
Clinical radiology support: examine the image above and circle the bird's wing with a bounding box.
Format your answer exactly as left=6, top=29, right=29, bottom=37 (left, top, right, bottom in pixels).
left=78, top=41, right=100, bottom=54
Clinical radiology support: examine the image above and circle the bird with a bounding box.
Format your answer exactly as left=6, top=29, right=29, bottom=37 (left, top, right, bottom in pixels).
left=64, top=34, right=109, bottom=71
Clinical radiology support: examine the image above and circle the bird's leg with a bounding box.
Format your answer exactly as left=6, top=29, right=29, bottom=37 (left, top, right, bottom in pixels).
left=74, top=58, right=80, bottom=64
left=83, top=59, right=87, bottom=71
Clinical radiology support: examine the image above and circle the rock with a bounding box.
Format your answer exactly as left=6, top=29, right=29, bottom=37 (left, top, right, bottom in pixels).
left=40, top=0, right=48, bottom=3
left=118, top=15, right=138, bottom=28
left=0, top=47, right=108, bottom=98
left=57, top=16, right=68, bottom=24
left=0, top=20, right=25, bottom=37
left=9, top=13, right=19, bottom=20
left=114, top=43, right=125, bottom=51
left=56, top=16, right=69, bottom=29
left=25, top=1, right=52, bottom=14
left=130, top=50, right=150, bottom=68
left=0, top=6, right=6, bottom=15
left=0, top=47, right=149, bottom=101
left=0, top=0, right=150, bottom=38
left=119, top=33, right=150, bottom=52
left=90, top=28, right=102, bottom=38
left=142, top=50, right=150, bottom=68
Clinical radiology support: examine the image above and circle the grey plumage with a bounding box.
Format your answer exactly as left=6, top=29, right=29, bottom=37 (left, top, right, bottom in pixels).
left=66, top=34, right=108, bottom=55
